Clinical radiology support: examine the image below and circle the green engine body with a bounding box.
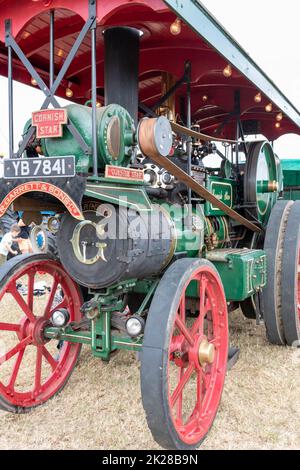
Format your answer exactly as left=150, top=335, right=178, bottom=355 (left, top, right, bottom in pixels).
left=41, top=104, right=135, bottom=172
left=281, top=159, right=300, bottom=200
left=22, top=104, right=272, bottom=303
left=204, top=176, right=236, bottom=217
left=206, top=249, right=267, bottom=301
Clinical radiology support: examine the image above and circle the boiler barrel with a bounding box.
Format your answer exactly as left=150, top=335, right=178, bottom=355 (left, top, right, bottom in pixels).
left=41, top=104, right=135, bottom=173
left=56, top=203, right=204, bottom=289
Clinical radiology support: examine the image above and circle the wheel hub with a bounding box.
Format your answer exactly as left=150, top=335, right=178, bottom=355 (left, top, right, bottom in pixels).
left=17, top=316, right=31, bottom=342
left=18, top=316, right=49, bottom=345
left=31, top=317, right=50, bottom=345
left=198, top=338, right=215, bottom=367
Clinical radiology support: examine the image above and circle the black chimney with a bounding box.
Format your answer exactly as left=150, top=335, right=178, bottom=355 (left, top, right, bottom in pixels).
left=104, top=27, right=140, bottom=126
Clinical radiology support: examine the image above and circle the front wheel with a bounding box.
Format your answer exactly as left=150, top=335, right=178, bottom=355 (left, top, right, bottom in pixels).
left=0, top=254, right=82, bottom=412
left=141, top=258, right=228, bottom=450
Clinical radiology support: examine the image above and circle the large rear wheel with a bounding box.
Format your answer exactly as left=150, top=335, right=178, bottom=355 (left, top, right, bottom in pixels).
left=141, top=258, right=228, bottom=450
left=0, top=254, right=82, bottom=412
left=281, top=201, right=300, bottom=345
left=263, top=200, right=297, bottom=345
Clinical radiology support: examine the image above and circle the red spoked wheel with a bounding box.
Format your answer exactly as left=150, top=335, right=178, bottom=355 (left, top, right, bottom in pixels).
left=0, top=254, right=82, bottom=412
left=141, top=258, right=228, bottom=450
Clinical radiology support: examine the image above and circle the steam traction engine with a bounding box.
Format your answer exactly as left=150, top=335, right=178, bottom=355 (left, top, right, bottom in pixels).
left=0, top=0, right=300, bottom=450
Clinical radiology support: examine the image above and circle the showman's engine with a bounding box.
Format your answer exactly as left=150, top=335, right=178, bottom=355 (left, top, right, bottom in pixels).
left=21, top=28, right=279, bottom=290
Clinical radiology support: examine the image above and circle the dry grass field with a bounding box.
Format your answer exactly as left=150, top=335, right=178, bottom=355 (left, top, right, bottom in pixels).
left=0, top=305, right=299, bottom=451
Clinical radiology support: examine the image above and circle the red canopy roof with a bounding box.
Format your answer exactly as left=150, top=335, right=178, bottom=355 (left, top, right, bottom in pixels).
left=0, top=0, right=299, bottom=140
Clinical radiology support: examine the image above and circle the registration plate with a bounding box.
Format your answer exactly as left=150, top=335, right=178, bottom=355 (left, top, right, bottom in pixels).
left=3, top=156, right=75, bottom=179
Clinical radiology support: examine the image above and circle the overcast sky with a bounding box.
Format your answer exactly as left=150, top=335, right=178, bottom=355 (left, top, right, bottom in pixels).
left=0, top=0, right=300, bottom=158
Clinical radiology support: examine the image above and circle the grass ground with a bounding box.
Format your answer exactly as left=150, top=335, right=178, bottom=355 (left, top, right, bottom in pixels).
left=0, top=308, right=299, bottom=450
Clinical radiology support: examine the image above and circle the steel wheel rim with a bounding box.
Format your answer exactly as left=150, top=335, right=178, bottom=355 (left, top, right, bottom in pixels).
left=0, top=259, right=82, bottom=408
left=167, top=266, right=228, bottom=446
left=298, top=248, right=300, bottom=323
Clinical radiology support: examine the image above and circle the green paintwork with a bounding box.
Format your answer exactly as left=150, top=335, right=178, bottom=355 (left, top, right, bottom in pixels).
left=283, top=189, right=300, bottom=200
left=44, top=245, right=267, bottom=355
left=257, top=180, right=277, bottom=193
left=204, top=176, right=235, bottom=216
left=281, top=159, right=300, bottom=182
left=281, top=159, right=300, bottom=200
left=42, top=103, right=135, bottom=172
left=85, top=182, right=153, bottom=212
left=44, top=278, right=143, bottom=360
left=135, top=280, right=159, bottom=315
left=206, top=249, right=267, bottom=302
left=44, top=326, right=143, bottom=356
left=222, top=160, right=234, bottom=179
left=256, top=144, right=278, bottom=225
left=183, top=250, right=267, bottom=302
left=88, top=175, right=146, bottom=186
left=91, top=311, right=111, bottom=360
left=132, top=279, right=158, bottom=296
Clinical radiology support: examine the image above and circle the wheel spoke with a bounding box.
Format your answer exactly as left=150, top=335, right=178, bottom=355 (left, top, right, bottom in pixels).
left=0, top=336, right=31, bottom=365
left=34, top=346, right=43, bottom=392
left=27, top=270, right=35, bottom=311
left=179, top=296, right=186, bottom=322
left=170, top=336, right=183, bottom=356
left=170, top=363, right=194, bottom=408
left=202, top=370, right=211, bottom=393
left=196, top=369, right=203, bottom=412
left=187, top=278, right=208, bottom=338
left=44, top=278, right=59, bottom=319
left=8, top=348, right=25, bottom=389
left=42, top=346, right=58, bottom=371
left=0, top=322, right=20, bottom=332
left=8, top=285, right=35, bottom=322
left=177, top=371, right=210, bottom=438
left=190, top=316, right=202, bottom=339
left=199, top=275, right=207, bottom=311
left=181, top=415, right=203, bottom=438
left=175, top=316, right=194, bottom=346
left=176, top=368, right=184, bottom=423
left=190, top=303, right=210, bottom=339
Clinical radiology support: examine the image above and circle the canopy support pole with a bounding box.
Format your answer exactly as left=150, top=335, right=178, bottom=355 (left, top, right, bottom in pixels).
left=91, top=16, right=98, bottom=177
left=4, top=0, right=98, bottom=160
left=49, top=10, right=55, bottom=89
left=5, top=20, right=14, bottom=159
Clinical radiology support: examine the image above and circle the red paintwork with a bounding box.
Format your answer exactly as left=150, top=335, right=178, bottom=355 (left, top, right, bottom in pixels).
left=168, top=265, right=228, bottom=445
left=0, top=258, right=82, bottom=409
left=0, top=0, right=298, bottom=140
left=32, top=108, right=67, bottom=138
left=0, top=181, right=83, bottom=219
left=105, top=165, right=144, bottom=181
